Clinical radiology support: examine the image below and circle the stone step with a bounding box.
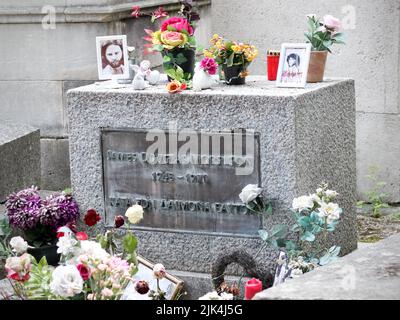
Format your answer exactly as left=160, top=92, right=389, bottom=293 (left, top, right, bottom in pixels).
left=0, top=123, right=41, bottom=202
left=254, top=234, right=400, bottom=300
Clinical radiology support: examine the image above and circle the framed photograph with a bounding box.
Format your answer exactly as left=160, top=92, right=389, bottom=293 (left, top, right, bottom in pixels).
left=276, top=43, right=311, bottom=88
left=120, top=255, right=184, bottom=300
left=96, top=35, right=129, bottom=80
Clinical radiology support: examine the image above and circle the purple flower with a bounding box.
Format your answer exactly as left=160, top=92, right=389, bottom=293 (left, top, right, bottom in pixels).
left=6, top=187, right=79, bottom=232
left=6, top=186, right=43, bottom=230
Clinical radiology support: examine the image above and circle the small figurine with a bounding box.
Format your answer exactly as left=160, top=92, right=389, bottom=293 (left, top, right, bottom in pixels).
left=192, top=58, right=218, bottom=91
left=137, top=60, right=160, bottom=85
left=131, top=65, right=146, bottom=90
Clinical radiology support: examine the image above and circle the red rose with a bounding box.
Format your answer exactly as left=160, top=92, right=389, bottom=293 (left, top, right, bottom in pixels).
left=114, top=215, right=125, bottom=228
left=56, top=232, right=64, bottom=238
left=83, top=209, right=101, bottom=227
left=76, top=232, right=89, bottom=241
left=161, top=17, right=194, bottom=36
left=131, top=6, right=141, bottom=18
left=76, top=264, right=91, bottom=281
left=135, top=280, right=150, bottom=295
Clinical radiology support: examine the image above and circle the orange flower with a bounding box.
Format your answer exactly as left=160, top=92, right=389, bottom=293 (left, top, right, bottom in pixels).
left=166, top=80, right=186, bottom=93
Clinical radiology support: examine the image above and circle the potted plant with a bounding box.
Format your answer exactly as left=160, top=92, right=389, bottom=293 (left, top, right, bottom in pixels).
left=304, top=14, right=345, bottom=82
left=204, top=34, right=258, bottom=85
left=5, top=187, right=79, bottom=266
left=132, top=2, right=200, bottom=86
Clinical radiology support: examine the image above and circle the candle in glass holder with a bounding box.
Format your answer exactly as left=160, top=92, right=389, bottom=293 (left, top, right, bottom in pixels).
left=244, top=278, right=263, bottom=300
left=267, top=50, right=280, bottom=81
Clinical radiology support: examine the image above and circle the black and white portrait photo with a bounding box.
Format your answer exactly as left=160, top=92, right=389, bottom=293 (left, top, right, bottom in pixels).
left=276, top=43, right=311, bottom=88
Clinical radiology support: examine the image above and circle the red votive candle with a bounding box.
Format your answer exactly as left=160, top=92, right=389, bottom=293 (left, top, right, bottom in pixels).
left=244, top=278, right=263, bottom=300
left=267, top=50, right=280, bottom=81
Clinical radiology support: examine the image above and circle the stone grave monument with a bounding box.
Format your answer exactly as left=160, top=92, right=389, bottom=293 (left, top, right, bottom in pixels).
left=66, top=76, right=357, bottom=297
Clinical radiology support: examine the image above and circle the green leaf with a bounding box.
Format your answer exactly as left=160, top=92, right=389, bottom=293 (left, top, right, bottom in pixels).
left=153, top=44, right=164, bottom=52
left=165, top=68, right=177, bottom=80
left=123, top=233, right=138, bottom=253
left=270, top=224, right=288, bottom=238
left=63, top=187, right=72, bottom=194
left=167, top=25, right=177, bottom=31
left=176, top=66, right=185, bottom=79
left=258, top=229, right=269, bottom=241
left=163, top=55, right=172, bottom=63
left=300, top=231, right=315, bottom=242
left=227, top=52, right=235, bottom=67
left=285, top=240, right=297, bottom=251
left=176, top=53, right=188, bottom=65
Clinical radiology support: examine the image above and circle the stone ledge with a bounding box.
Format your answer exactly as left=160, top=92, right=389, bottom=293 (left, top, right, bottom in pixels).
left=0, top=0, right=211, bottom=23
left=253, top=234, right=400, bottom=300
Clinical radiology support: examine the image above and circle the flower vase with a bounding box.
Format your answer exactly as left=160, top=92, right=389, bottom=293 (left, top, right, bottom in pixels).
left=307, top=51, right=328, bottom=83
left=28, top=244, right=60, bottom=266
left=163, top=48, right=195, bottom=81
left=222, top=64, right=246, bottom=85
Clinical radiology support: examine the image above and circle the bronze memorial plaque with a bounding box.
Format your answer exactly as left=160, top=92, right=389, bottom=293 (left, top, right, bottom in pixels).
left=101, top=128, right=261, bottom=235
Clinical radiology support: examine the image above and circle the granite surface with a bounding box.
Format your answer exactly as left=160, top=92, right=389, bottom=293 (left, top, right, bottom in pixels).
left=254, top=234, right=400, bottom=300
left=0, top=122, right=41, bottom=201
left=66, top=76, right=357, bottom=275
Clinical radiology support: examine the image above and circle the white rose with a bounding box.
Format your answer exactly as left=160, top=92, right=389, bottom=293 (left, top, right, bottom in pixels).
left=325, top=190, right=338, bottom=199
left=290, top=268, right=303, bottom=278
left=220, top=292, right=234, bottom=300
left=10, top=236, right=29, bottom=255
left=199, top=291, right=223, bottom=300
left=50, top=265, right=83, bottom=298
left=310, top=193, right=322, bottom=205
left=79, top=240, right=109, bottom=261
left=56, top=235, right=78, bottom=256
left=292, top=195, right=314, bottom=211
left=125, top=205, right=144, bottom=224
left=239, top=184, right=263, bottom=204
left=317, top=202, right=341, bottom=222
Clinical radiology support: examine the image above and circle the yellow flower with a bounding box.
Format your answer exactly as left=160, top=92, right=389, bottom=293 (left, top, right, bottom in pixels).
left=231, top=45, right=242, bottom=53
left=152, top=30, right=162, bottom=45
left=210, top=33, right=221, bottom=44
left=160, top=31, right=188, bottom=50
left=203, top=49, right=215, bottom=58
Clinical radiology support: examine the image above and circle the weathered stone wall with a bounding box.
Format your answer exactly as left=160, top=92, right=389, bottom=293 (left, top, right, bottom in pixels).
left=0, top=0, right=212, bottom=190
left=211, top=0, right=400, bottom=202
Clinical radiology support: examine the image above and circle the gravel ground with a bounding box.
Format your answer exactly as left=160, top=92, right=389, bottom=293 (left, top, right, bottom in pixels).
left=357, top=210, right=400, bottom=243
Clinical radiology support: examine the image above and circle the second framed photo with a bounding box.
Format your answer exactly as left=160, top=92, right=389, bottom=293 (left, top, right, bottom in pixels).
left=276, top=43, right=311, bottom=88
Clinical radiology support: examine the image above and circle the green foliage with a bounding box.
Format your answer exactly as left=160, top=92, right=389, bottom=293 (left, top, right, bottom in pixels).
left=24, top=256, right=57, bottom=300
left=358, top=165, right=390, bottom=218
left=0, top=217, right=12, bottom=258
left=305, top=16, right=345, bottom=51
left=163, top=52, right=192, bottom=84
left=318, top=246, right=340, bottom=266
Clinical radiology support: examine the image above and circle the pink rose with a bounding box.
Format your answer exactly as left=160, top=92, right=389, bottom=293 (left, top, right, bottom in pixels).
left=323, top=15, right=341, bottom=32
left=161, top=17, right=194, bottom=36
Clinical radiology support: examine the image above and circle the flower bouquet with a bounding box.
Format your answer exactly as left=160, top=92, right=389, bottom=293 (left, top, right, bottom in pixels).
left=132, top=2, right=200, bottom=87
left=4, top=187, right=79, bottom=266
left=204, top=34, right=258, bottom=85
left=2, top=204, right=176, bottom=300
left=304, top=14, right=345, bottom=82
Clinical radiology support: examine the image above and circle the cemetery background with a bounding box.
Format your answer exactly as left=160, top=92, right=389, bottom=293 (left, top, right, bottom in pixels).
left=0, top=0, right=399, bottom=204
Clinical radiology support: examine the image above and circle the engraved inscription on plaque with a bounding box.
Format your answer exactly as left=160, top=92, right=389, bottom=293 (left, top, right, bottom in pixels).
left=101, top=128, right=261, bottom=235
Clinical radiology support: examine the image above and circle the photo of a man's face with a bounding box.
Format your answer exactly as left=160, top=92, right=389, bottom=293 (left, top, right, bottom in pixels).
left=96, top=35, right=129, bottom=80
